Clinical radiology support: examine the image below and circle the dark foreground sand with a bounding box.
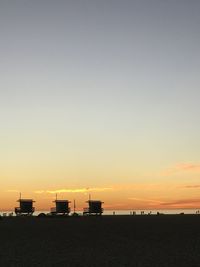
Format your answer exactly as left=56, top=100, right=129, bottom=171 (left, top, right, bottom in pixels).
left=0, top=215, right=200, bottom=267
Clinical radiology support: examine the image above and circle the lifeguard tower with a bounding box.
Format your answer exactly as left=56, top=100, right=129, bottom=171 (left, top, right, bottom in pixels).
left=50, top=199, right=71, bottom=216
left=83, top=200, right=104, bottom=215
left=15, top=197, right=35, bottom=216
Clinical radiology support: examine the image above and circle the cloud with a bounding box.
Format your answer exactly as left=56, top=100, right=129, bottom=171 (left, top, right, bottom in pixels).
left=104, top=203, right=127, bottom=209
left=34, top=190, right=45, bottom=194
left=34, top=187, right=114, bottom=194
left=181, top=185, right=200, bottom=189
left=161, top=163, right=200, bottom=176
left=161, top=199, right=200, bottom=207
left=128, top=197, right=163, bottom=204
left=34, top=183, right=176, bottom=195
left=129, top=196, right=200, bottom=208
left=6, top=189, right=19, bottom=193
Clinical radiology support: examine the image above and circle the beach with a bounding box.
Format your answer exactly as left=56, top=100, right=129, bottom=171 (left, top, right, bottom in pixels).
left=0, top=215, right=200, bottom=267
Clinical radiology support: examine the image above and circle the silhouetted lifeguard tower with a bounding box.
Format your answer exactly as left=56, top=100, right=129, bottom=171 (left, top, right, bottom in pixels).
left=50, top=197, right=71, bottom=216
left=15, top=195, right=35, bottom=216
left=83, top=200, right=104, bottom=215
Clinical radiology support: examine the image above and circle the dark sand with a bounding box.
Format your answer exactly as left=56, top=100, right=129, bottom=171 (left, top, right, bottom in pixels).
left=0, top=215, right=200, bottom=267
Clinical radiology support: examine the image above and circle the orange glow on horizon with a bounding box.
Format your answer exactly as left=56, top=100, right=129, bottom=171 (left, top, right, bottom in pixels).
left=1, top=180, right=200, bottom=211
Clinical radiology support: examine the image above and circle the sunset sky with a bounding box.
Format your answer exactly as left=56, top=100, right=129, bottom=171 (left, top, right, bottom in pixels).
left=1, top=0, right=200, bottom=211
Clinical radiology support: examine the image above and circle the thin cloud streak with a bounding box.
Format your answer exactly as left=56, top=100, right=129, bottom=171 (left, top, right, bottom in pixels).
left=161, top=163, right=200, bottom=176
left=34, top=183, right=172, bottom=195
left=6, top=189, right=19, bottom=193
left=128, top=197, right=163, bottom=204
left=181, top=185, right=200, bottom=189
left=129, top=196, right=200, bottom=209
left=161, top=199, right=200, bottom=207
left=34, top=187, right=114, bottom=194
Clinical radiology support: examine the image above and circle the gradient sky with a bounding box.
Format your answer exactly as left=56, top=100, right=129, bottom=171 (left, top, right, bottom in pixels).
left=1, top=0, right=200, bottom=210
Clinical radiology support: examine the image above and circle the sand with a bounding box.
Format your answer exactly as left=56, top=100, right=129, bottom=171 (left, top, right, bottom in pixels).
left=0, top=214, right=200, bottom=267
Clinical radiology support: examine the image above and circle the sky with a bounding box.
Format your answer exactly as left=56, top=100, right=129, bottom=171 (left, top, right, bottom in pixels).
left=0, top=0, right=200, bottom=211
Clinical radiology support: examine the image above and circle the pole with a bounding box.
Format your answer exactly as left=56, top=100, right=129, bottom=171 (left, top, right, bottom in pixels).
left=74, top=199, right=76, bottom=213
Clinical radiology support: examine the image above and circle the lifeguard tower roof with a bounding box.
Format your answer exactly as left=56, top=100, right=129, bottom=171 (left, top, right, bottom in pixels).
left=53, top=200, right=71, bottom=203
left=86, top=200, right=104, bottom=203
left=17, top=199, right=35, bottom=202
